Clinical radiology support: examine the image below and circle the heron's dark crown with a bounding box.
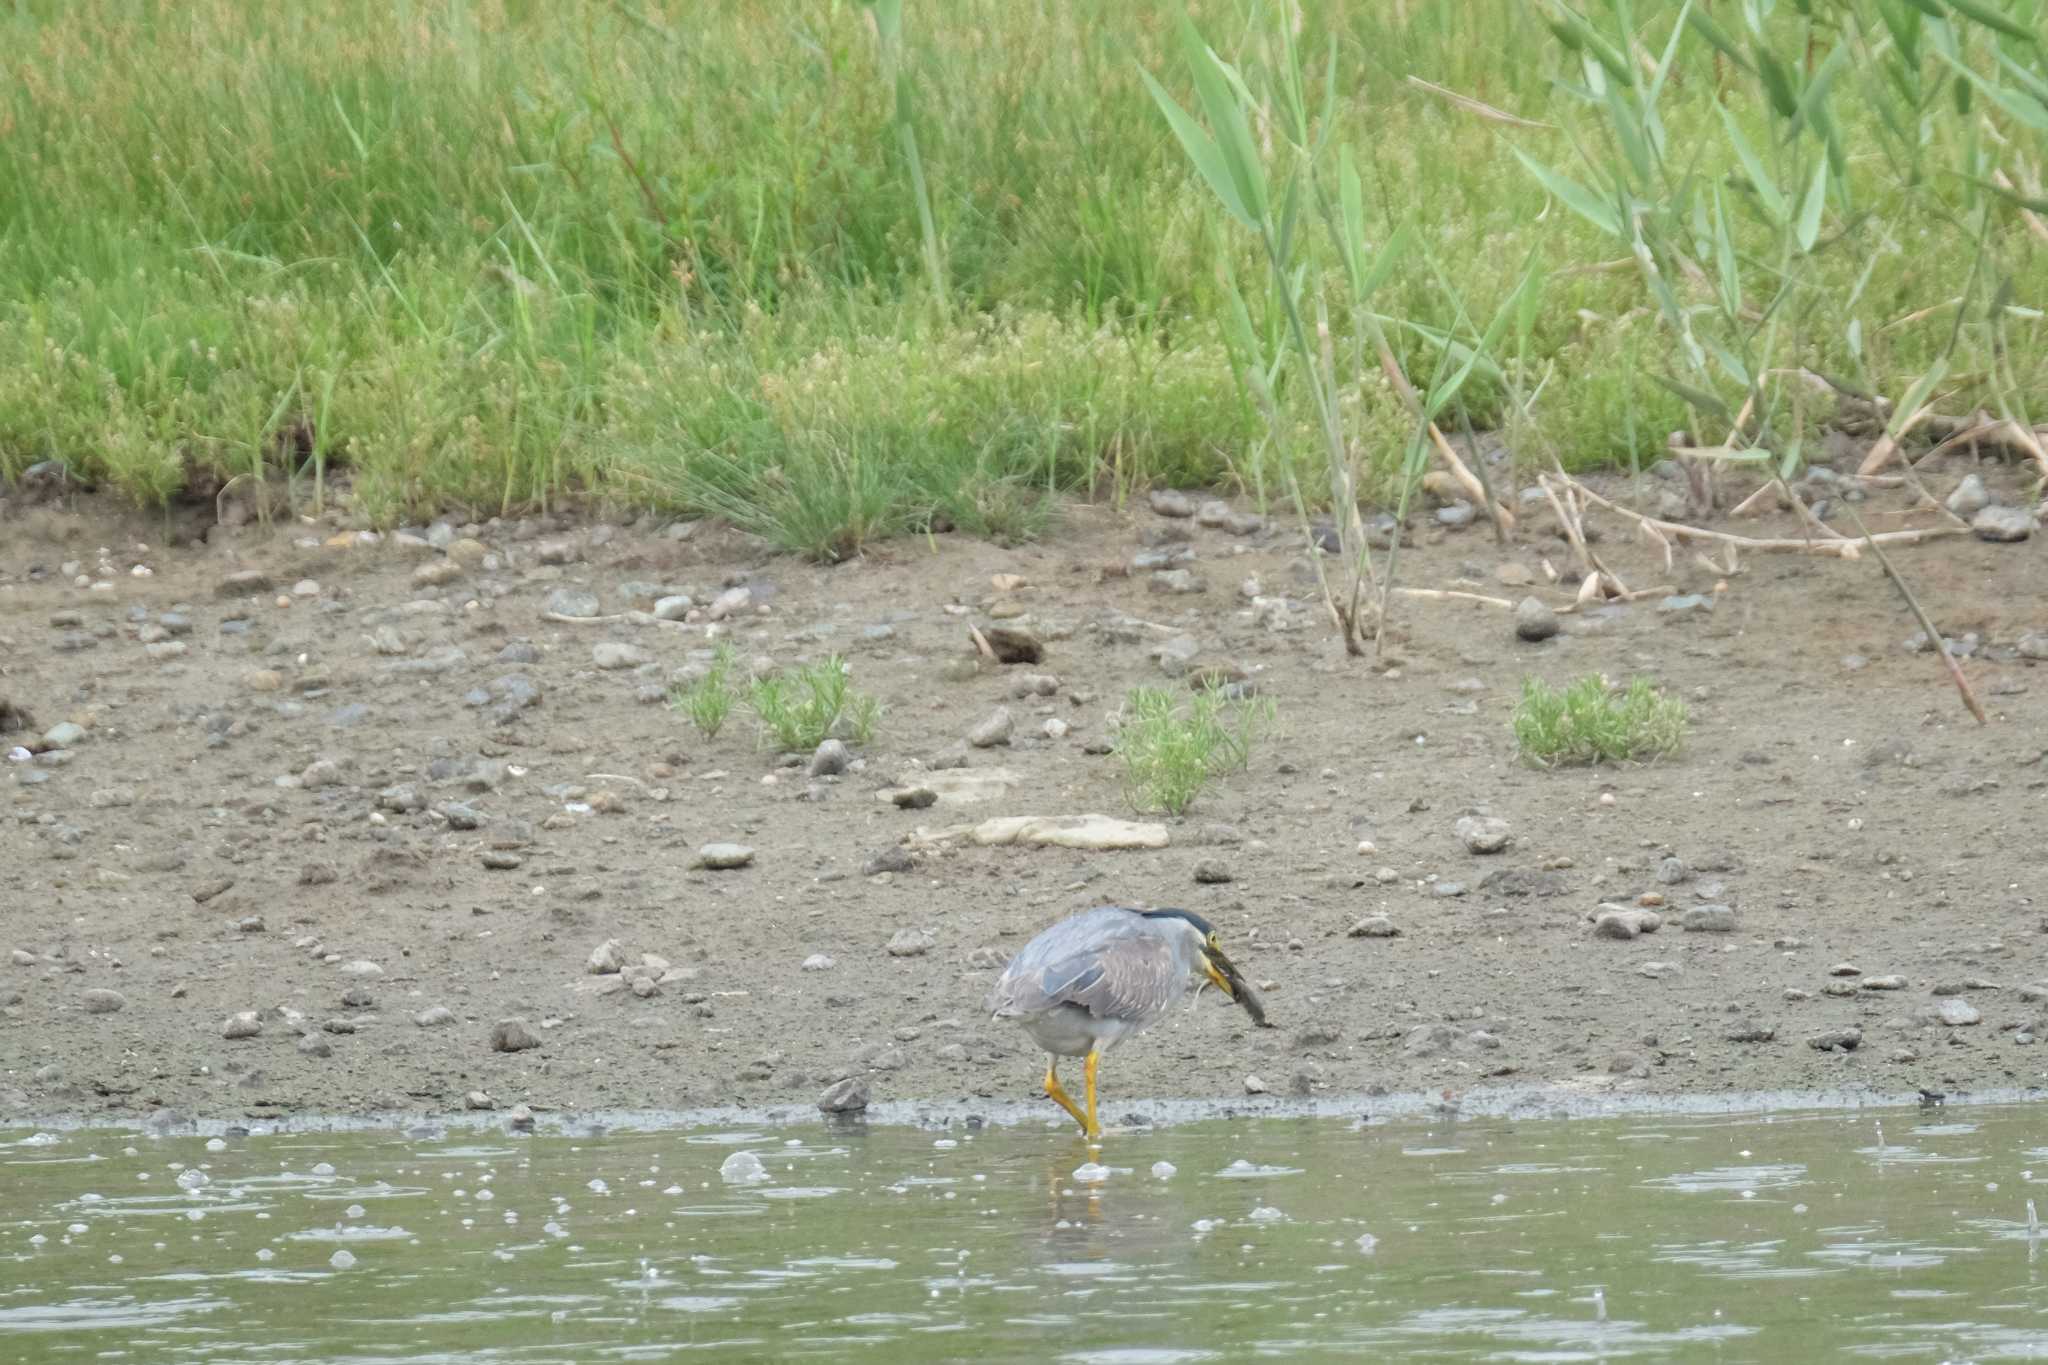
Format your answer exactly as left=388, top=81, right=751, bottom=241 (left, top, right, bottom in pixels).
left=1137, top=906, right=1215, bottom=936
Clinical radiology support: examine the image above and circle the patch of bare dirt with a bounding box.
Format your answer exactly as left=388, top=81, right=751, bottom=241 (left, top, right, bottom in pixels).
left=1, top=467, right=2044, bottom=1125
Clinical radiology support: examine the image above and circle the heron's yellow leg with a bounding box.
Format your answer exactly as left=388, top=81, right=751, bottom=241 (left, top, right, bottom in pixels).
left=1083, top=1049, right=1103, bottom=1140
left=1043, top=1062, right=1090, bottom=1134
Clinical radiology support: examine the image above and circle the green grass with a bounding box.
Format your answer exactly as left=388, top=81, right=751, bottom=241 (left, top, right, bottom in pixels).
left=1114, top=684, right=1275, bottom=816
left=748, top=656, right=880, bottom=753
left=669, top=643, right=739, bottom=739
left=2, top=2, right=2044, bottom=546
left=1512, top=675, right=1688, bottom=769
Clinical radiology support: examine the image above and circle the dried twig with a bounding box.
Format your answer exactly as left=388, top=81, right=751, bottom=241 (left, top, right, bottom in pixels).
left=1405, top=75, right=1554, bottom=129
left=1390, top=588, right=1516, bottom=609
left=967, top=625, right=999, bottom=663
left=1553, top=473, right=1967, bottom=558
left=1843, top=505, right=1987, bottom=726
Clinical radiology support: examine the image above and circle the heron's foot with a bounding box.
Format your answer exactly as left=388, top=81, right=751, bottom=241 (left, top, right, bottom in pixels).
left=1043, top=1063, right=1092, bottom=1135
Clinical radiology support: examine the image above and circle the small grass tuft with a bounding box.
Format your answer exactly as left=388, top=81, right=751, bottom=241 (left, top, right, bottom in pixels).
left=748, top=656, right=880, bottom=752
left=1114, top=684, right=1275, bottom=816
left=670, top=644, right=739, bottom=739
left=1512, top=675, right=1687, bottom=768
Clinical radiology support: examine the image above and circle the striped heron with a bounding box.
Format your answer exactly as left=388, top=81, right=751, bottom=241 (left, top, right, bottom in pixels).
left=986, top=905, right=1266, bottom=1139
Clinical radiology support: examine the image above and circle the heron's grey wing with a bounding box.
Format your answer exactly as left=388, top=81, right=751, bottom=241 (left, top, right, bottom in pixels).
left=1020, top=930, right=1182, bottom=1023
left=985, top=906, right=1136, bottom=1017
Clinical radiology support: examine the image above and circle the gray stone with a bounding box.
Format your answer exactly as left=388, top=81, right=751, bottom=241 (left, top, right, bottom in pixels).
left=889, top=787, right=937, bottom=810
left=1149, top=568, right=1206, bottom=595
left=802, top=954, right=836, bottom=972
left=886, top=928, right=934, bottom=957
left=377, top=784, right=424, bottom=814
left=1149, top=488, right=1195, bottom=518
left=1973, top=505, right=2034, bottom=542
left=1679, top=904, right=1737, bottom=933
left=593, top=642, right=649, bottom=670
left=818, top=1077, right=870, bottom=1113
left=415, top=1006, right=456, bottom=1028
left=497, top=641, right=541, bottom=664
left=1347, top=915, right=1400, bottom=938
left=220, top=1012, right=262, bottom=1040
left=1860, top=975, right=1908, bottom=991
left=707, top=586, right=752, bottom=621
left=653, top=594, right=694, bottom=621
left=1193, top=859, right=1234, bottom=884
left=864, top=847, right=916, bottom=875
left=1917, top=998, right=1982, bottom=1027
left=968, top=708, right=1013, bottom=748
left=480, top=850, right=524, bottom=871
left=694, top=843, right=755, bottom=870
left=809, top=739, right=852, bottom=777
left=543, top=587, right=601, bottom=619
left=1724, top=1022, right=1776, bottom=1043
left=1655, top=857, right=1689, bottom=885
left=490, top=1018, right=541, bottom=1053
left=1435, top=500, right=1476, bottom=528
left=41, top=721, right=85, bottom=748
left=1514, top=597, right=1558, bottom=642
left=535, top=539, right=579, bottom=565
left=1807, top=1027, right=1863, bottom=1052
left=588, top=939, right=624, bottom=975
left=81, top=988, right=125, bottom=1014
left=296, top=1035, right=333, bottom=1058
left=1455, top=815, right=1512, bottom=854
left=1593, top=907, right=1662, bottom=940
left=1946, top=473, right=1991, bottom=516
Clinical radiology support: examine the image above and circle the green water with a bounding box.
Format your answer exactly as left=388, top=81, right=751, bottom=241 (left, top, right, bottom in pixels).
left=3, top=1103, right=2045, bottom=1362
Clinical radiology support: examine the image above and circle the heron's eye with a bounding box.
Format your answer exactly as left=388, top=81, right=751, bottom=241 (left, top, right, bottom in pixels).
left=1207, top=933, right=1220, bottom=950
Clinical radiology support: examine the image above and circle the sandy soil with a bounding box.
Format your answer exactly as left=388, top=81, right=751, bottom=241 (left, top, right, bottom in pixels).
left=2, top=463, right=2045, bottom=1128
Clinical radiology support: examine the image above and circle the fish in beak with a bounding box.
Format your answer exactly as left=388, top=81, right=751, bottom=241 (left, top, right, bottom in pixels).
left=1202, top=944, right=1271, bottom=1027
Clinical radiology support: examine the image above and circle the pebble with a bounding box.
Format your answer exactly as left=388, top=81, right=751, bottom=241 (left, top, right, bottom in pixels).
left=543, top=588, right=600, bottom=619
left=1042, top=717, right=1069, bottom=739
left=1435, top=500, right=1476, bottom=528
left=802, top=954, right=836, bottom=972
left=535, top=539, right=579, bottom=565
left=694, top=843, right=755, bottom=870
left=1655, top=856, right=1689, bottom=885
left=1861, top=975, right=1908, bottom=991
left=81, top=988, right=126, bottom=1014
left=889, top=787, right=937, bottom=810
left=886, top=928, right=935, bottom=957
left=1513, top=597, right=1558, bottom=642
left=592, top=642, right=649, bottom=670
left=1243, top=1074, right=1269, bottom=1095
left=297, top=1035, right=333, bottom=1059
left=1918, top=998, right=1982, bottom=1027
left=1193, top=859, right=1234, bottom=884
left=1679, top=904, right=1737, bottom=933
left=415, top=1007, right=456, bottom=1028
left=864, top=847, right=916, bottom=875
left=1593, top=907, right=1662, bottom=940
left=490, top=1019, right=542, bottom=1053
left=1149, top=568, right=1206, bottom=595
left=1348, top=915, right=1400, bottom=938
left=706, top=586, right=752, bottom=621
left=413, top=561, right=462, bottom=587
left=1807, top=1027, right=1862, bottom=1052
left=1011, top=673, right=1061, bottom=698
left=968, top=708, right=1013, bottom=748
left=1636, top=962, right=1681, bottom=979
left=480, top=849, right=524, bottom=871
left=818, top=1077, right=870, bottom=1113
left=1946, top=474, right=1991, bottom=516
left=220, top=1012, right=262, bottom=1040
left=653, top=594, right=694, bottom=621
left=1972, top=505, right=2034, bottom=542
left=809, top=739, right=852, bottom=777
left=1149, top=489, right=1195, bottom=518
left=1724, top=1023, right=1776, bottom=1043
left=1454, top=815, right=1511, bottom=854
left=42, top=721, right=86, bottom=748
left=1658, top=593, right=1714, bottom=617
left=588, top=940, right=625, bottom=975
